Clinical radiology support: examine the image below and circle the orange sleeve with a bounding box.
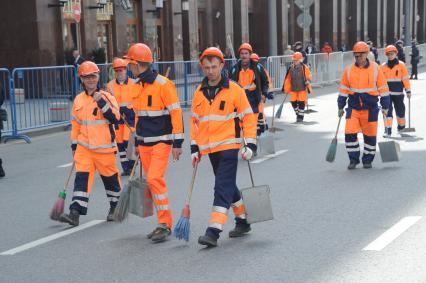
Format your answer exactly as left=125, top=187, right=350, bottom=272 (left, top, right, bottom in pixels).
left=338, top=67, right=351, bottom=96
left=236, top=85, right=257, bottom=144
left=283, top=71, right=292, bottom=94
left=401, top=65, right=411, bottom=91
left=161, top=79, right=184, bottom=144
left=70, top=98, right=81, bottom=147
left=376, top=67, right=389, bottom=97
left=189, top=89, right=201, bottom=151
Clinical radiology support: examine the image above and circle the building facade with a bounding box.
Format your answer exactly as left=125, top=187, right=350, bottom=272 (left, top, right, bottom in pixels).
left=1, top=0, right=425, bottom=68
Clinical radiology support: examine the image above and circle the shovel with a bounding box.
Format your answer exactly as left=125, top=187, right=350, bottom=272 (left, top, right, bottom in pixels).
left=129, top=162, right=154, bottom=218
left=240, top=141, right=274, bottom=224
left=402, top=96, right=415, bottom=132
left=269, top=97, right=284, bottom=133
left=378, top=113, right=401, bottom=162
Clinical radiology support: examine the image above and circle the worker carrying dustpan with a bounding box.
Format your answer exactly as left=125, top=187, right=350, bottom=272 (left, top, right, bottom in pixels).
left=380, top=45, right=412, bottom=137
left=126, top=43, right=184, bottom=243
left=59, top=61, right=122, bottom=226
left=337, top=41, right=390, bottom=170
left=191, top=47, right=257, bottom=247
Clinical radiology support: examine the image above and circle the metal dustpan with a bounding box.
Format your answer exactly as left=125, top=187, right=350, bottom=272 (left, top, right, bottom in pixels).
left=378, top=140, right=401, bottom=162
left=126, top=132, right=138, bottom=161
left=240, top=160, right=273, bottom=224
left=378, top=114, right=401, bottom=162
left=258, top=133, right=275, bottom=155
left=129, top=166, right=154, bottom=218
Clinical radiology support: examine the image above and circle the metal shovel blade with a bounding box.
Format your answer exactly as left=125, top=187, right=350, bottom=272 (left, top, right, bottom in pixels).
left=258, top=134, right=276, bottom=155
left=240, top=185, right=274, bottom=224
left=269, top=127, right=284, bottom=133
left=378, top=140, right=401, bottom=162
left=401, top=127, right=416, bottom=133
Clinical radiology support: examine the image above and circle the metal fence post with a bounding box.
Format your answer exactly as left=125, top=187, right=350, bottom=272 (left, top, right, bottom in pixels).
left=184, top=61, right=189, bottom=107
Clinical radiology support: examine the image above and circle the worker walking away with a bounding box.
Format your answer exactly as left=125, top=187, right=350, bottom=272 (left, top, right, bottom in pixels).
left=191, top=47, right=257, bottom=247
left=338, top=42, right=390, bottom=170
left=410, top=41, right=420, bottom=80
left=250, top=53, right=274, bottom=135
left=59, top=61, right=122, bottom=226
left=106, top=58, right=136, bottom=176
left=229, top=43, right=269, bottom=136
left=381, top=45, right=411, bottom=137
left=283, top=52, right=312, bottom=123
left=126, top=43, right=184, bottom=243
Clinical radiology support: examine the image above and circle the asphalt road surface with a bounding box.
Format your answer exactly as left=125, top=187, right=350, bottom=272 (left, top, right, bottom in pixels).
left=1, top=74, right=425, bottom=283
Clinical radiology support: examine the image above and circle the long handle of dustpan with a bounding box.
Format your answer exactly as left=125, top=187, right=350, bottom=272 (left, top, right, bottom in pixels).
left=64, top=162, right=76, bottom=191
left=186, top=164, right=198, bottom=205
left=334, top=116, right=343, bottom=139
left=242, top=137, right=255, bottom=187
left=271, top=98, right=276, bottom=128
left=129, top=158, right=139, bottom=181
left=408, top=97, right=412, bottom=128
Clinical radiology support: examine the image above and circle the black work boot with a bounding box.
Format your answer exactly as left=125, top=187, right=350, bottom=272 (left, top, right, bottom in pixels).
left=107, top=207, right=116, bottom=222
left=0, top=159, right=5, bottom=178
left=149, top=225, right=171, bottom=243
left=121, top=170, right=131, bottom=177
left=59, top=209, right=80, bottom=226
left=198, top=234, right=218, bottom=247
left=347, top=160, right=360, bottom=170
left=229, top=219, right=251, bottom=238
left=363, top=163, right=373, bottom=169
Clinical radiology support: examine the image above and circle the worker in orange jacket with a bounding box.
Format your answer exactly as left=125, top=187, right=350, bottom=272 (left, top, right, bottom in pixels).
left=106, top=58, right=136, bottom=176
left=380, top=45, right=411, bottom=137
left=59, top=61, right=121, bottom=226
left=250, top=53, right=274, bottom=135
left=283, top=52, right=312, bottom=123
left=230, top=43, right=269, bottom=136
left=338, top=42, right=390, bottom=170
left=191, top=47, right=257, bottom=247
left=126, top=43, right=184, bottom=243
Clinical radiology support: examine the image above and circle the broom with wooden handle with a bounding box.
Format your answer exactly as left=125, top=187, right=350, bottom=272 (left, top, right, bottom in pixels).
left=50, top=162, right=75, bottom=221
left=326, top=115, right=343, bottom=163
left=174, top=164, right=198, bottom=241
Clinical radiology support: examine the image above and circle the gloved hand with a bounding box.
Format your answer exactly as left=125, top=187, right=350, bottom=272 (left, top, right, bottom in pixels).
left=407, top=91, right=412, bottom=99
left=338, top=108, right=345, bottom=117
left=382, top=108, right=389, bottom=116
left=266, top=92, right=274, bottom=100
left=241, top=146, right=253, bottom=161
left=191, top=152, right=201, bottom=168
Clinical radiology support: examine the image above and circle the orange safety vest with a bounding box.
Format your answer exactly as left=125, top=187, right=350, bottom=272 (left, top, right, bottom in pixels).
left=71, top=90, right=120, bottom=153
left=106, top=78, right=135, bottom=109
left=131, top=71, right=184, bottom=147
left=190, top=77, right=257, bottom=155
left=283, top=63, right=312, bottom=94
left=380, top=61, right=411, bottom=95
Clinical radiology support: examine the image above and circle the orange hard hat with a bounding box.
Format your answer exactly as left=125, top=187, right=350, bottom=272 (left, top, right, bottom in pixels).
left=292, top=52, right=303, bottom=61
left=199, top=47, right=225, bottom=63
left=78, top=61, right=100, bottom=77
left=112, top=58, right=128, bottom=69
left=385, top=45, right=398, bottom=55
left=250, top=53, right=260, bottom=62
left=238, top=43, right=253, bottom=54
left=352, top=41, right=369, bottom=53
left=126, top=43, right=153, bottom=64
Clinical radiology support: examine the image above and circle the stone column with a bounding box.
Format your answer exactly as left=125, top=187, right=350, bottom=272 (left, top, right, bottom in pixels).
left=171, top=0, right=184, bottom=61
left=333, top=0, right=338, bottom=47
left=241, top=0, right=249, bottom=42
left=377, top=0, right=382, bottom=46
left=268, top=0, right=278, bottom=55
left=188, top=0, right=199, bottom=60
left=224, top=0, right=234, bottom=47
left=314, top=0, right=320, bottom=47
left=281, top=0, right=289, bottom=51
left=341, top=0, right=347, bottom=46
left=363, top=0, right=368, bottom=40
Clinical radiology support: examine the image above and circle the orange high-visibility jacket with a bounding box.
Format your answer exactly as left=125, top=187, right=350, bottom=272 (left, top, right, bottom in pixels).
left=380, top=60, right=411, bottom=95
left=131, top=70, right=184, bottom=148
left=107, top=78, right=136, bottom=126
left=190, top=76, right=257, bottom=155
left=283, top=63, right=312, bottom=94
left=338, top=60, right=390, bottom=110
left=71, top=90, right=120, bottom=153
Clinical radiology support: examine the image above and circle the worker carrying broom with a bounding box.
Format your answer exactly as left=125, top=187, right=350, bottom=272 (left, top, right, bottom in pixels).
left=230, top=43, right=269, bottom=137
left=106, top=58, right=136, bottom=176
left=250, top=53, right=274, bottom=135
left=126, top=43, right=184, bottom=243
left=380, top=45, right=411, bottom=137
left=282, top=52, right=312, bottom=123
left=338, top=41, right=390, bottom=170
left=191, top=47, right=257, bottom=247
left=59, top=61, right=122, bottom=226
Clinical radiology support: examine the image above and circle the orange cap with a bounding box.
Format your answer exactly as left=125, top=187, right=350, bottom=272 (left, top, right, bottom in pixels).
left=112, top=58, right=128, bottom=69
left=250, top=53, right=260, bottom=62
left=352, top=41, right=369, bottom=53
left=199, top=47, right=225, bottom=63
left=292, top=52, right=303, bottom=61
left=126, top=43, right=153, bottom=64
left=78, top=61, right=100, bottom=77
left=385, top=45, right=398, bottom=55
left=238, top=43, right=253, bottom=54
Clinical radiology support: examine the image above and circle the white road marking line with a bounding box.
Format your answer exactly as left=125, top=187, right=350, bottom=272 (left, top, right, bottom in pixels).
left=363, top=216, right=422, bottom=251
left=251, top=150, right=288, bottom=164
left=0, top=220, right=105, bottom=256
left=57, top=162, right=73, bottom=168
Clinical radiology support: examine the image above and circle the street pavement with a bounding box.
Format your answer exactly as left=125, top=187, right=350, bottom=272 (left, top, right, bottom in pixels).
left=0, top=72, right=425, bottom=283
